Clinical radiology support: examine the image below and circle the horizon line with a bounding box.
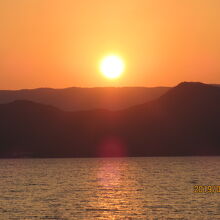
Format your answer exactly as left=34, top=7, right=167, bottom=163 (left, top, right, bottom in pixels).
left=0, top=81, right=216, bottom=91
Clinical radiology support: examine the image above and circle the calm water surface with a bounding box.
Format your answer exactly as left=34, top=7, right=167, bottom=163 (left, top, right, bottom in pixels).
left=0, top=157, right=220, bottom=219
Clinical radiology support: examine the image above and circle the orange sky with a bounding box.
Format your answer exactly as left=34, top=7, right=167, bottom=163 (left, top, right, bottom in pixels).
left=0, top=0, right=220, bottom=89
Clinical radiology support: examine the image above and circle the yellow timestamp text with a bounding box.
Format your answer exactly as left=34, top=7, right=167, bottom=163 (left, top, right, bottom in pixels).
left=194, top=185, right=220, bottom=193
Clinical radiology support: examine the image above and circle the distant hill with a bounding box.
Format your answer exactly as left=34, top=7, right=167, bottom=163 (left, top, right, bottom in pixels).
left=0, top=87, right=170, bottom=111
left=212, top=84, right=220, bottom=87
left=0, top=82, right=219, bottom=158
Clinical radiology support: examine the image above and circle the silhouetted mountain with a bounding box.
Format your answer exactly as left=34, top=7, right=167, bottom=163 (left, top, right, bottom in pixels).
left=119, top=82, right=220, bottom=156
left=0, top=82, right=219, bottom=158
left=0, top=87, right=169, bottom=111
left=212, top=84, right=220, bottom=88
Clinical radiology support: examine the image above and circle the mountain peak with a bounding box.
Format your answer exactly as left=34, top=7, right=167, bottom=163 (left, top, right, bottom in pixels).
left=175, top=81, right=209, bottom=89
left=158, top=81, right=220, bottom=107
left=166, top=82, right=218, bottom=95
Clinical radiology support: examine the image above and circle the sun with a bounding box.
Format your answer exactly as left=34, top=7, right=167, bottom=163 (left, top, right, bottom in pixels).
left=100, top=55, right=125, bottom=79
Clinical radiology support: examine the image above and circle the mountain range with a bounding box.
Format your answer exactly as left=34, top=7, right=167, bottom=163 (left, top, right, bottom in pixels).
left=0, top=86, right=169, bottom=111
left=0, top=82, right=219, bottom=158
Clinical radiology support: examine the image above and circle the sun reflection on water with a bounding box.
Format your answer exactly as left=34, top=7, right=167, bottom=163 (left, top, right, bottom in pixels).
left=0, top=158, right=218, bottom=219
left=85, top=158, right=145, bottom=219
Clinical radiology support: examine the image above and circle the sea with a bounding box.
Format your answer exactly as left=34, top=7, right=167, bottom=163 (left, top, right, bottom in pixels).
left=0, top=157, right=220, bottom=220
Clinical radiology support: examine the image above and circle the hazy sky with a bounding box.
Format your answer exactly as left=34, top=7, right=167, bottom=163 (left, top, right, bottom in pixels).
left=0, top=0, right=220, bottom=89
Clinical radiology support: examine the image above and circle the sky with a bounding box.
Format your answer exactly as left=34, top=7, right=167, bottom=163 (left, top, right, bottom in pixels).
left=0, top=0, right=220, bottom=89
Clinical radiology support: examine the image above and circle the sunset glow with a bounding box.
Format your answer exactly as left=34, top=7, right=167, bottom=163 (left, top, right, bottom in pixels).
left=0, top=1, right=220, bottom=219
left=1, top=0, right=220, bottom=89
left=100, top=55, right=125, bottom=79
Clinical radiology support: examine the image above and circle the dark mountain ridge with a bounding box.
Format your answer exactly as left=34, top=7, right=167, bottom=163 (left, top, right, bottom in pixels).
left=0, top=86, right=170, bottom=111
left=0, top=82, right=219, bottom=158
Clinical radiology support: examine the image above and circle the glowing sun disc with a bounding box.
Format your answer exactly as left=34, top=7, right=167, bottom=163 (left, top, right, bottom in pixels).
left=100, top=55, right=125, bottom=79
